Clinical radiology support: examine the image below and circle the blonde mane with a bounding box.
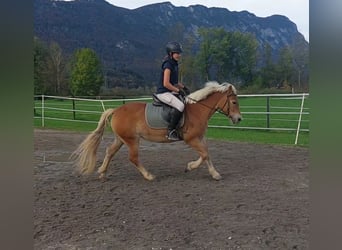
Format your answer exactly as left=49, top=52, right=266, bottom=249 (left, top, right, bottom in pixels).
left=186, top=81, right=237, bottom=104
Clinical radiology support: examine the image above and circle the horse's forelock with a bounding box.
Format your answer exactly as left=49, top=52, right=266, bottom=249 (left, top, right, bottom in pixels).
left=186, top=81, right=236, bottom=103
left=222, top=82, right=237, bottom=94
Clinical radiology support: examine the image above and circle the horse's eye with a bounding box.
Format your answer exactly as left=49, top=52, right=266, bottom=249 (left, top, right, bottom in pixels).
left=232, top=101, right=237, bottom=105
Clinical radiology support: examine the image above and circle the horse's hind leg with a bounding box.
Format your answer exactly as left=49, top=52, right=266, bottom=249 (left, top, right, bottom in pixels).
left=97, top=137, right=124, bottom=179
left=125, top=138, right=155, bottom=181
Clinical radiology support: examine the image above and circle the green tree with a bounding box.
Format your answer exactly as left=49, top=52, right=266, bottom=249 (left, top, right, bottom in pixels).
left=226, top=31, right=258, bottom=84
left=179, top=35, right=198, bottom=90
left=259, top=43, right=276, bottom=88
left=69, top=48, right=104, bottom=96
left=46, top=42, right=67, bottom=95
left=34, top=37, right=49, bottom=94
left=195, top=27, right=226, bottom=81
left=34, top=38, right=68, bottom=95
left=195, top=28, right=258, bottom=85
left=276, top=46, right=295, bottom=87
left=290, top=37, right=309, bottom=90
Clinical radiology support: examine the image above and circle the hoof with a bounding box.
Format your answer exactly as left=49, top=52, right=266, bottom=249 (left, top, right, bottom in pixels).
left=186, top=162, right=195, bottom=172
left=144, top=173, right=156, bottom=181
left=212, top=174, right=222, bottom=181
left=98, top=173, right=107, bottom=181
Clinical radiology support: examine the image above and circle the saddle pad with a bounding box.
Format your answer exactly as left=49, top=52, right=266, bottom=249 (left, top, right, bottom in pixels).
left=145, top=103, right=169, bottom=129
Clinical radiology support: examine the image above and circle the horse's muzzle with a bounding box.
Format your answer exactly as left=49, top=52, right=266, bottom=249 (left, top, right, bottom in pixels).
left=230, top=114, right=242, bottom=124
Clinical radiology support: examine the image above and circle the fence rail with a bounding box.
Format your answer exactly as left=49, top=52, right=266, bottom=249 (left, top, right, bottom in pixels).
left=34, top=93, right=309, bottom=145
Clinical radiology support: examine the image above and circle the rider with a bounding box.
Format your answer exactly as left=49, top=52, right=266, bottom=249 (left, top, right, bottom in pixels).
left=155, top=41, right=187, bottom=141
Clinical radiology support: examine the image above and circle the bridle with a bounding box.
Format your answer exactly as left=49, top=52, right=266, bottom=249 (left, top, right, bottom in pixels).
left=186, top=92, right=235, bottom=117
left=217, top=93, right=236, bottom=117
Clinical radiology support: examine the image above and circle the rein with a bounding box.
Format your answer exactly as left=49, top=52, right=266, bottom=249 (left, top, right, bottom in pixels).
left=217, top=96, right=230, bottom=117
left=186, top=93, right=234, bottom=117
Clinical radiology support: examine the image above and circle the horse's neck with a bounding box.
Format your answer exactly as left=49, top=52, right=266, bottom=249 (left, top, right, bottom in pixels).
left=187, top=92, right=224, bottom=120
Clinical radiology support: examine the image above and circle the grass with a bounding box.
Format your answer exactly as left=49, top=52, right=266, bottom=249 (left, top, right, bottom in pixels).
left=206, top=128, right=308, bottom=146
left=34, top=95, right=309, bottom=147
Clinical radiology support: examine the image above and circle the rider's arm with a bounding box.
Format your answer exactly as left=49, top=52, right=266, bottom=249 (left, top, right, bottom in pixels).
left=163, top=68, right=180, bottom=93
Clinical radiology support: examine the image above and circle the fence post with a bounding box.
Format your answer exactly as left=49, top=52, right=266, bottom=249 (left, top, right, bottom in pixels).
left=34, top=96, right=37, bottom=116
left=266, top=96, right=270, bottom=129
left=72, top=98, right=76, bottom=120
left=100, top=100, right=106, bottom=111
left=42, top=95, right=45, bottom=127
left=295, top=93, right=306, bottom=145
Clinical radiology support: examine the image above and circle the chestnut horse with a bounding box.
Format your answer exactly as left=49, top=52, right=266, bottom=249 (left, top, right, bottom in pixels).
left=71, top=81, right=242, bottom=181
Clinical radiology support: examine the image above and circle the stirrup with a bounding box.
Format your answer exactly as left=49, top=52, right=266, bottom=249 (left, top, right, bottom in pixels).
left=167, top=129, right=179, bottom=141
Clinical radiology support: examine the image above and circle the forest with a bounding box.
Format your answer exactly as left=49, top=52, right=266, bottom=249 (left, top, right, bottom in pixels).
left=34, top=28, right=309, bottom=97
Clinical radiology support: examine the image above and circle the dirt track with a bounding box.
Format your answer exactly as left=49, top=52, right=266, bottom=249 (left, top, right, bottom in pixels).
left=34, top=129, right=309, bottom=249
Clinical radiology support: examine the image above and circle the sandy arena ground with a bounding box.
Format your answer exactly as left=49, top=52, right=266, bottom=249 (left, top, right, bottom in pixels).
left=34, top=129, right=309, bottom=249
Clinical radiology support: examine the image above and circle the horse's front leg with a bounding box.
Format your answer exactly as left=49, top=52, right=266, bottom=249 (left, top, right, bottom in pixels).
left=205, top=158, right=222, bottom=180
left=185, top=157, right=203, bottom=172
left=185, top=137, right=207, bottom=172
left=185, top=137, right=222, bottom=180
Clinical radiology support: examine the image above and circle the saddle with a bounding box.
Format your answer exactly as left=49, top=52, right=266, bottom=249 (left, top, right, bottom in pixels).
left=145, top=94, right=185, bottom=129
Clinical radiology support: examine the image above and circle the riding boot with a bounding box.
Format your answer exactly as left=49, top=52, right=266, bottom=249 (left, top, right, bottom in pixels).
left=167, top=108, right=182, bottom=140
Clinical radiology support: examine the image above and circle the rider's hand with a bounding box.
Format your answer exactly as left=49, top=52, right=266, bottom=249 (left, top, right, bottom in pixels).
left=183, top=86, right=191, bottom=95
left=178, top=88, right=187, bottom=97
left=177, top=82, right=185, bottom=88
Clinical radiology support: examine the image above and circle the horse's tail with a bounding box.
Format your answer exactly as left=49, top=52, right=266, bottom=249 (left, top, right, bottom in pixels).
left=71, top=108, right=115, bottom=175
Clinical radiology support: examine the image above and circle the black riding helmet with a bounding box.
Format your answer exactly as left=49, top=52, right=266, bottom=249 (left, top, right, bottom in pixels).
left=166, top=41, right=183, bottom=55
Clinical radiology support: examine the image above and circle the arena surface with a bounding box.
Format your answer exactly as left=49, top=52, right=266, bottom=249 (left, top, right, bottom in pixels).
left=34, top=129, right=309, bottom=249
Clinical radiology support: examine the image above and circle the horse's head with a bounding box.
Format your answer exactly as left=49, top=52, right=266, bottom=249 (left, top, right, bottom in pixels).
left=217, top=85, right=242, bottom=124
left=187, top=81, right=242, bottom=124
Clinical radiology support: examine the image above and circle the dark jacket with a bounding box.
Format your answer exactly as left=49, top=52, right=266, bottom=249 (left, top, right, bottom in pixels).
left=156, top=57, right=179, bottom=94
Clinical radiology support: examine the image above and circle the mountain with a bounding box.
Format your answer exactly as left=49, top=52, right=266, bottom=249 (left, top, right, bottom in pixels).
left=34, top=0, right=309, bottom=87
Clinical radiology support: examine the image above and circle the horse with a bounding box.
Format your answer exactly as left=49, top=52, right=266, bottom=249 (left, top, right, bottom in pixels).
left=71, top=81, right=242, bottom=181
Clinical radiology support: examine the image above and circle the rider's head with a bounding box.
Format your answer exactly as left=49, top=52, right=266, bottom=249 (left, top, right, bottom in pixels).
left=165, top=41, right=183, bottom=57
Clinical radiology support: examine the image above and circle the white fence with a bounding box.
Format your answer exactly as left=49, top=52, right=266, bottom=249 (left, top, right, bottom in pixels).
left=34, top=93, right=309, bottom=145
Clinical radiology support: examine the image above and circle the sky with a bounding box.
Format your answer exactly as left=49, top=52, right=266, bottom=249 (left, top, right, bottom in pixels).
left=105, top=0, right=309, bottom=42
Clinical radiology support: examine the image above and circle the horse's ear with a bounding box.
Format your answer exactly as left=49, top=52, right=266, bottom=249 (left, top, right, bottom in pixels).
left=227, top=85, right=233, bottom=95
left=227, top=84, right=237, bottom=95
